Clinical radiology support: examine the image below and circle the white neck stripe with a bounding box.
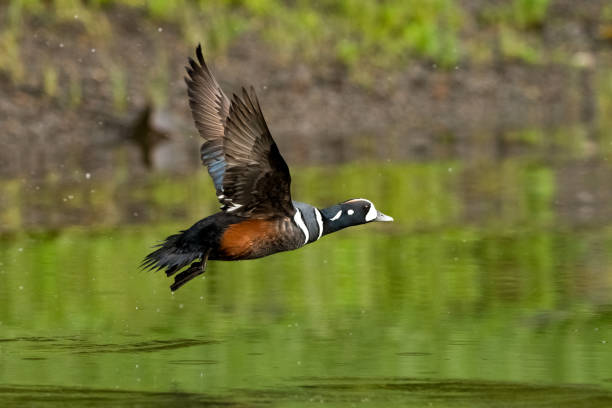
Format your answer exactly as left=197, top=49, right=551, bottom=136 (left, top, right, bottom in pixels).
left=314, top=208, right=323, bottom=240
left=330, top=210, right=342, bottom=221
left=293, top=209, right=309, bottom=245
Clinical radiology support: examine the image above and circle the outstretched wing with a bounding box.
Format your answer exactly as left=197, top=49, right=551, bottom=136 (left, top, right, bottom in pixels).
left=185, top=44, right=230, bottom=194
left=219, top=87, right=294, bottom=218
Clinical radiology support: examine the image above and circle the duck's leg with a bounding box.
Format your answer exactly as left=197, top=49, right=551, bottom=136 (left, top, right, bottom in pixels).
left=170, top=249, right=211, bottom=292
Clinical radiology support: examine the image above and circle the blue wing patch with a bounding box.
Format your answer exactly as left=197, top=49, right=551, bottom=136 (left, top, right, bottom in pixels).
left=200, top=140, right=225, bottom=194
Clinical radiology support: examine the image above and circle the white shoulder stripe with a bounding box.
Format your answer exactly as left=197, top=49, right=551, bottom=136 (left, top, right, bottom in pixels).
left=226, top=203, right=243, bottom=212
left=330, top=210, right=342, bottom=221
left=293, top=209, right=309, bottom=245
left=314, top=208, right=323, bottom=240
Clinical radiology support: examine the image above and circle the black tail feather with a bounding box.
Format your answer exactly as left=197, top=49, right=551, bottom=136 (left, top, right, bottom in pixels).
left=142, top=232, right=203, bottom=279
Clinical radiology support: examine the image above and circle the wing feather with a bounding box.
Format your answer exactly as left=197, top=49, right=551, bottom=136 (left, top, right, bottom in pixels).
left=185, top=46, right=294, bottom=217
left=219, top=87, right=294, bottom=217
left=184, top=44, right=230, bottom=193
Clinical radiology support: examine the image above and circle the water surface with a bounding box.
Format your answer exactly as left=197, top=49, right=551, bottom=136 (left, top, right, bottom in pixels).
left=1, top=160, right=612, bottom=406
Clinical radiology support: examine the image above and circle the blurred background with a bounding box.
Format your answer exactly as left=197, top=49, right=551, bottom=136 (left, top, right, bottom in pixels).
left=0, top=0, right=611, bottom=231
left=2, top=1, right=612, bottom=406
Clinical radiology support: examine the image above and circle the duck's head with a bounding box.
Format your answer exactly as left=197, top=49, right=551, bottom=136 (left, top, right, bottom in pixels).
left=320, top=198, right=393, bottom=235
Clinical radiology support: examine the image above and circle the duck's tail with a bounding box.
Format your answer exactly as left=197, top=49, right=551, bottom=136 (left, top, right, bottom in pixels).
left=142, top=231, right=204, bottom=285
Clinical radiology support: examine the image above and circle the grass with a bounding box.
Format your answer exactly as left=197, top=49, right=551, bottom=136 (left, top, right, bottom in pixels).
left=511, top=0, right=551, bottom=29
left=42, top=65, right=58, bottom=97
left=0, top=0, right=604, bottom=99
left=68, top=71, right=82, bottom=107
left=1, top=0, right=557, bottom=82
left=0, top=29, right=24, bottom=82
left=480, top=0, right=551, bottom=29
left=499, top=25, right=541, bottom=64
left=110, top=66, right=128, bottom=112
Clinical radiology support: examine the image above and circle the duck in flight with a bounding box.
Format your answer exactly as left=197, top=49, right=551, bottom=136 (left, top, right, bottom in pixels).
left=143, top=45, right=393, bottom=291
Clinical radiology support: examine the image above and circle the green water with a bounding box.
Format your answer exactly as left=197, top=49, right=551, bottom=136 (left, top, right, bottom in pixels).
left=2, top=160, right=612, bottom=407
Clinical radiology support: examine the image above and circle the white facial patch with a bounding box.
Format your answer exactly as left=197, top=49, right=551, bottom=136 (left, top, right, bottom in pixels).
left=365, top=200, right=377, bottom=222
left=293, top=209, right=309, bottom=245
left=330, top=210, right=342, bottom=221
left=314, top=208, right=323, bottom=240
left=347, top=209, right=354, bottom=215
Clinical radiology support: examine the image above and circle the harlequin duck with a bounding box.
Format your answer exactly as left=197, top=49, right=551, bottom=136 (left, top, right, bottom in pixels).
left=143, top=45, right=393, bottom=291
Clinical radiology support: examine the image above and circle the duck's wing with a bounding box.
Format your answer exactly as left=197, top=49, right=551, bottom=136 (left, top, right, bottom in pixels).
left=219, top=86, right=294, bottom=218
left=185, top=44, right=230, bottom=194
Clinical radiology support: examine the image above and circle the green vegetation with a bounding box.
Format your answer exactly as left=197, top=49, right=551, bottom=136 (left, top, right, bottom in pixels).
left=499, top=25, right=541, bottom=64
left=0, top=0, right=582, bottom=90
left=110, top=66, right=128, bottom=112
left=42, top=65, right=59, bottom=97
left=512, top=0, right=551, bottom=28
left=67, top=71, right=82, bottom=107
left=482, top=0, right=551, bottom=29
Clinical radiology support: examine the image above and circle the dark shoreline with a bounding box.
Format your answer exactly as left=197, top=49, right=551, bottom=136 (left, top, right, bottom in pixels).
left=0, top=2, right=611, bottom=178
